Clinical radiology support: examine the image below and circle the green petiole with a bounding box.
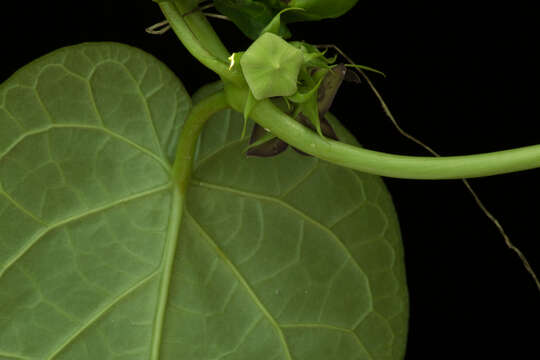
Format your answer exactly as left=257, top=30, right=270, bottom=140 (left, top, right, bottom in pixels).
left=172, top=90, right=230, bottom=194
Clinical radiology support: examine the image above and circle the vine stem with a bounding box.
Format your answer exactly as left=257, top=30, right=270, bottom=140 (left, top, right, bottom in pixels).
left=156, top=1, right=243, bottom=85
left=156, top=0, right=539, bottom=290
left=224, top=83, right=540, bottom=179
left=156, top=2, right=540, bottom=179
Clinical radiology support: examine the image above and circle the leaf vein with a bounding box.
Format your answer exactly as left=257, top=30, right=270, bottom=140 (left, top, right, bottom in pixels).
left=0, top=183, right=172, bottom=280
left=0, top=351, right=35, bottom=360
left=149, top=188, right=183, bottom=360
left=185, top=210, right=294, bottom=360
left=192, top=180, right=373, bottom=293
left=113, top=61, right=167, bottom=161
left=47, top=271, right=160, bottom=360
left=279, top=161, right=320, bottom=199
left=327, top=201, right=365, bottom=229
left=0, top=189, right=47, bottom=225
left=317, top=258, right=350, bottom=322
left=215, top=316, right=264, bottom=360
left=279, top=323, right=373, bottom=359
left=192, top=115, right=243, bottom=170
left=0, top=102, right=26, bottom=131
left=0, top=124, right=170, bottom=171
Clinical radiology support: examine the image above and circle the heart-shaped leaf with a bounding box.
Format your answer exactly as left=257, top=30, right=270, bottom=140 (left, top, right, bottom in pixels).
left=0, top=43, right=408, bottom=359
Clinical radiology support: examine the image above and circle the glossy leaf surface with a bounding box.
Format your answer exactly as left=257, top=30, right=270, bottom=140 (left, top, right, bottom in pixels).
left=0, top=43, right=408, bottom=359
left=214, top=0, right=291, bottom=40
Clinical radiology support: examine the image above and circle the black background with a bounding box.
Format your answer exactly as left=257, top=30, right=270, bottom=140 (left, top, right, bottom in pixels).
left=2, top=1, right=539, bottom=358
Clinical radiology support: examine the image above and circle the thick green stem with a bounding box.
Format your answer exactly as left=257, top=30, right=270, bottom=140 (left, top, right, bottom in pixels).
left=172, top=90, right=230, bottom=193
left=168, top=0, right=230, bottom=62
left=225, top=84, right=540, bottom=179
left=156, top=1, right=540, bottom=180
left=157, top=1, right=243, bottom=85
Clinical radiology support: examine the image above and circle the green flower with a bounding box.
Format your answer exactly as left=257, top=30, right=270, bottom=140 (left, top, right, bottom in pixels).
left=240, top=32, right=304, bottom=100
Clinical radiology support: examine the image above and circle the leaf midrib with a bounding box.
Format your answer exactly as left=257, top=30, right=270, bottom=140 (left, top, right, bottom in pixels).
left=149, top=187, right=183, bottom=360
left=0, top=43, right=191, bottom=360
left=24, top=183, right=178, bottom=360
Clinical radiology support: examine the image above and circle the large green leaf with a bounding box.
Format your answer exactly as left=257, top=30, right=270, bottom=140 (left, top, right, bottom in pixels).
left=0, top=43, right=408, bottom=359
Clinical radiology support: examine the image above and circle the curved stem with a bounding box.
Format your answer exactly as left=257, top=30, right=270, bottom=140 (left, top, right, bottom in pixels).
left=225, top=84, right=540, bottom=179
left=157, top=2, right=243, bottom=85
left=169, top=0, right=231, bottom=62
left=172, top=90, right=230, bottom=193
left=155, top=0, right=540, bottom=180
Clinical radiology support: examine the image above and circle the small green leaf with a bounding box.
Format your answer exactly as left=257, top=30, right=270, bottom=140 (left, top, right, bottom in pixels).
left=260, top=7, right=305, bottom=35
left=295, top=94, right=324, bottom=137
left=288, top=76, right=323, bottom=104
left=214, top=0, right=291, bottom=39
left=280, top=0, right=359, bottom=22
left=291, top=41, right=337, bottom=68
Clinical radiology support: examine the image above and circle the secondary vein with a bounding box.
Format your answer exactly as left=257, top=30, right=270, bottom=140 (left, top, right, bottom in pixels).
left=186, top=210, right=294, bottom=360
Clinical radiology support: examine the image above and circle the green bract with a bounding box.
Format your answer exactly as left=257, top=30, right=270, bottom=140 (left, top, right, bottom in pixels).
left=240, top=32, right=304, bottom=100
left=247, top=64, right=345, bottom=157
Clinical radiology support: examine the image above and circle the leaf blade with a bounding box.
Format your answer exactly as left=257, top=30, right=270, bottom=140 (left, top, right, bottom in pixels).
left=1, top=46, right=407, bottom=360
left=173, top=86, right=408, bottom=359
left=0, top=42, right=189, bottom=359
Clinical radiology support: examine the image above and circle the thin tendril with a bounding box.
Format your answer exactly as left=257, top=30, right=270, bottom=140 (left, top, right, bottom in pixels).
left=316, top=44, right=540, bottom=292
left=145, top=20, right=171, bottom=34
left=202, top=13, right=231, bottom=21
left=178, top=3, right=230, bottom=21
left=183, top=3, right=215, bottom=17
